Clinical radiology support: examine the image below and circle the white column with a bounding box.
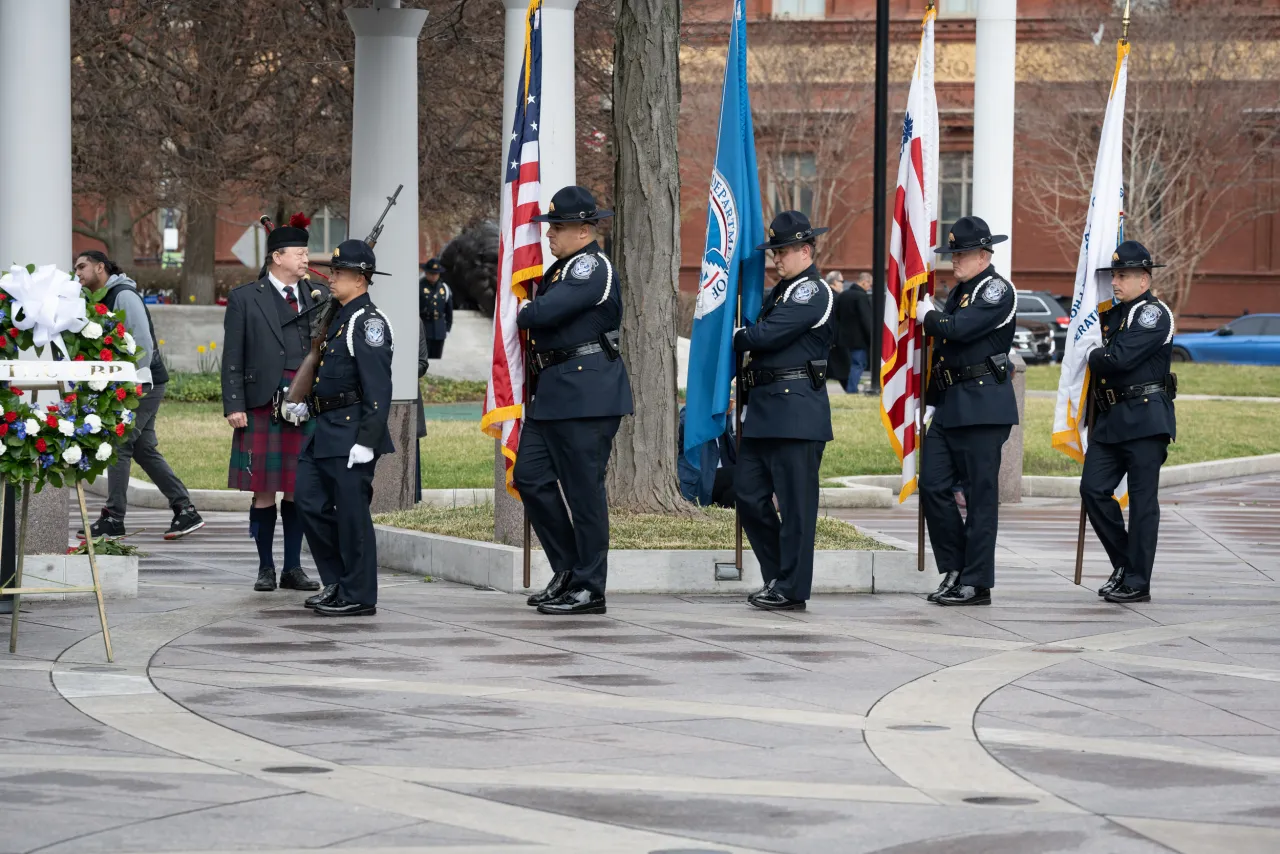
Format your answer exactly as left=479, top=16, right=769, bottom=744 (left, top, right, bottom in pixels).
left=346, top=2, right=427, bottom=400
left=503, top=0, right=578, bottom=234
left=0, top=0, right=71, bottom=270
left=972, top=0, right=1017, bottom=277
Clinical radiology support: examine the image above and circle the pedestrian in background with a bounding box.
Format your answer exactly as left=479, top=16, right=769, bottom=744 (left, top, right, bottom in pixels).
left=824, top=271, right=851, bottom=388
left=836, top=272, right=874, bottom=394
left=419, top=258, right=453, bottom=360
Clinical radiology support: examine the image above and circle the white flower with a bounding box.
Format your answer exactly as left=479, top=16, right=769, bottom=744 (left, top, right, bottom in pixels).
left=23, top=418, right=40, bottom=436
left=84, top=414, right=102, bottom=434
left=81, top=321, right=103, bottom=340
left=57, top=419, right=74, bottom=437
left=95, top=443, right=113, bottom=462
left=61, top=445, right=82, bottom=465
left=89, top=379, right=108, bottom=392
left=122, top=410, right=135, bottom=425
left=123, top=332, right=137, bottom=354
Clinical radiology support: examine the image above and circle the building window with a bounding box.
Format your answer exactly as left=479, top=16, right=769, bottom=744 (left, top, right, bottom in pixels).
left=938, top=0, right=977, bottom=18
left=308, top=207, right=348, bottom=256
left=938, top=151, right=972, bottom=246
left=770, top=152, right=817, bottom=219
left=772, top=0, right=825, bottom=20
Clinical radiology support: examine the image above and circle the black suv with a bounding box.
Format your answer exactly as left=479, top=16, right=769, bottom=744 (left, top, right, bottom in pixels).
left=1015, top=290, right=1070, bottom=362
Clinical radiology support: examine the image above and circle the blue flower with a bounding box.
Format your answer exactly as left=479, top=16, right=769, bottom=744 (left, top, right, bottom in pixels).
left=14, top=423, right=26, bottom=440
left=40, top=454, right=54, bottom=468
left=77, top=457, right=91, bottom=471
left=122, top=411, right=135, bottom=425
left=0, top=309, right=8, bottom=323
left=57, top=402, right=71, bottom=416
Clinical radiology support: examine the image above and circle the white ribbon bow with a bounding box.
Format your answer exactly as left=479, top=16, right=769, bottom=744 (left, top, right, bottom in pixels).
left=0, top=264, right=88, bottom=356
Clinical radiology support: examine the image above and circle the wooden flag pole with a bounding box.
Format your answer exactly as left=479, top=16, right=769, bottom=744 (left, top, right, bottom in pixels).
left=1073, top=391, right=1098, bottom=586
left=734, top=287, right=744, bottom=572
left=917, top=334, right=932, bottom=572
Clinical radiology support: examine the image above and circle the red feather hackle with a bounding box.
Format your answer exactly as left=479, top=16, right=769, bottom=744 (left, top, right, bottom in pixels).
left=288, top=212, right=311, bottom=229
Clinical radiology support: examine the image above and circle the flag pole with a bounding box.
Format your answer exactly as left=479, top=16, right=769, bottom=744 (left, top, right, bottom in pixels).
left=522, top=331, right=532, bottom=589
left=870, top=0, right=890, bottom=394
left=917, top=335, right=931, bottom=572
left=734, top=289, right=743, bottom=572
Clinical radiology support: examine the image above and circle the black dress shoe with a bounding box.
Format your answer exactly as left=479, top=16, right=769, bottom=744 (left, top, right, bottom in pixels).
left=314, top=599, right=377, bottom=617
left=527, top=571, right=573, bottom=607
left=1104, top=584, right=1150, bottom=604
left=254, top=566, right=277, bottom=592
left=749, top=588, right=806, bottom=611
left=279, top=566, right=321, bottom=591
left=305, top=584, right=339, bottom=610
left=935, top=585, right=991, bottom=606
left=747, top=579, right=777, bottom=603
left=536, top=588, right=606, bottom=615
left=1097, top=566, right=1126, bottom=597
left=927, top=570, right=961, bottom=603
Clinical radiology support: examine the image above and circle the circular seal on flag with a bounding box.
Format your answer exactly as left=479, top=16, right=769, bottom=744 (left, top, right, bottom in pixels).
left=791, top=282, right=818, bottom=304
left=364, top=316, right=387, bottom=347
left=1137, top=303, right=1162, bottom=329
left=570, top=255, right=598, bottom=280
left=981, top=279, right=1008, bottom=304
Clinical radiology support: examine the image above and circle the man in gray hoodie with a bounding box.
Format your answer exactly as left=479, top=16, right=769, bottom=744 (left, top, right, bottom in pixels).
left=73, top=251, right=203, bottom=540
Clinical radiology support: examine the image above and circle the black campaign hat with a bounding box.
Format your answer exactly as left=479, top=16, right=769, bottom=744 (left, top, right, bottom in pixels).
left=311, top=239, right=389, bottom=278
left=755, top=210, right=829, bottom=251
left=1096, top=240, right=1164, bottom=272
left=421, top=257, right=443, bottom=273
left=935, top=215, right=1008, bottom=254
left=530, top=185, right=613, bottom=223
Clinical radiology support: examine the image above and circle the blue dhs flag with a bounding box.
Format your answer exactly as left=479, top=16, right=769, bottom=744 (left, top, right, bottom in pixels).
left=683, top=0, right=765, bottom=487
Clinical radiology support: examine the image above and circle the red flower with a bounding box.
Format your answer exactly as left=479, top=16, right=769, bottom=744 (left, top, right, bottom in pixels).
left=94, top=303, right=108, bottom=316
left=46, top=406, right=57, bottom=413
left=64, top=393, right=76, bottom=403
left=0, top=424, right=8, bottom=436
left=114, top=423, right=126, bottom=436
left=0, top=293, right=8, bottom=300
left=35, top=438, right=46, bottom=452
left=99, top=349, right=113, bottom=361
left=3, top=412, right=16, bottom=423
left=73, top=354, right=85, bottom=361
left=46, top=415, right=57, bottom=427
left=134, top=384, right=143, bottom=396
left=0, top=336, right=8, bottom=349
left=115, top=323, right=125, bottom=336
left=6, top=327, right=16, bottom=338
left=103, top=336, right=114, bottom=346
left=115, top=387, right=127, bottom=401
left=9, top=388, right=21, bottom=396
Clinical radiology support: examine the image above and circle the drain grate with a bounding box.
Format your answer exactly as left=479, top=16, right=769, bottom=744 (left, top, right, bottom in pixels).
left=963, top=796, right=1039, bottom=806
left=262, top=766, right=332, bottom=775
left=888, top=724, right=949, bottom=732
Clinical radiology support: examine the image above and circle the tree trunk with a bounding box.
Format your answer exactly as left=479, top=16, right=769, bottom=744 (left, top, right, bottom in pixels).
left=104, top=195, right=136, bottom=268
left=180, top=197, right=218, bottom=304
left=606, top=0, right=687, bottom=514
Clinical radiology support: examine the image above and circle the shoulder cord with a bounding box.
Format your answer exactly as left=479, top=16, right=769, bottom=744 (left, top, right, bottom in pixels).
left=971, top=275, right=1016, bottom=329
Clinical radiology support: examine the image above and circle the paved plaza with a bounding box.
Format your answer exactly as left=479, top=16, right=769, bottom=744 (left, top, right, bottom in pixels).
left=0, top=477, right=1279, bottom=853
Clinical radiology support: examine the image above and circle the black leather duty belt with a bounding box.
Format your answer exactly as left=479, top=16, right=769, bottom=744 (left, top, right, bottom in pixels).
left=312, top=390, right=361, bottom=413
left=932, top=362, right=992, bottom=390
left=743, top=366, right=810, bottom=388
left=530, top=342, right=603, bottom=376
left=1098, top=380, right=1169, bottom=411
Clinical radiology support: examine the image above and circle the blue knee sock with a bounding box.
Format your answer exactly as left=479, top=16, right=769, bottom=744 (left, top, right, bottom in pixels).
left=248, top=504, right=277, bottom=569
left=279, top=500, right=304, bottom=570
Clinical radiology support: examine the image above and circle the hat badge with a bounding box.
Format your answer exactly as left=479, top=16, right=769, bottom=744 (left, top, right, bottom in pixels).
left=548, top=202, right=555, bottom=212
left=1112, top=251, right=1120, bottom=262
left=332, top=247, right=340, bottom=257
left=948, top=231, right=955, bottom=246
left=768, top=228, right=775, bottom=238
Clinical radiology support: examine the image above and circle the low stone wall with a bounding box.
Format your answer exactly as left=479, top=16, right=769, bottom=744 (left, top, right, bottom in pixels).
left=148, top=306, right=227, bottom=372
left=19, top=555, right=137, bottom=599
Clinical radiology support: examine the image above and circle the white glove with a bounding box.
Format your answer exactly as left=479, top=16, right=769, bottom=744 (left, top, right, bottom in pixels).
left=518, top=298, right=531, bottom=313
left=916, top=294, right=937, bottom=320
left=924, top=406, right=936, bottom=427
left=282, top=401, right=310, bottom=425
left=347, top=444, right=374, bottom=468
left=733, top=325, right=746, bottom=338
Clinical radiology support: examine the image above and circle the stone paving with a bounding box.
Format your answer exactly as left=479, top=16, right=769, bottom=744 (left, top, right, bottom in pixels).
left=0, top=479, right=1278, bottom=853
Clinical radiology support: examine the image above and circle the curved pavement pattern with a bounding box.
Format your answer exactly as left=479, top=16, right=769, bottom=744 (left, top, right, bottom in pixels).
left=0, top=477, right=1278, bottom=852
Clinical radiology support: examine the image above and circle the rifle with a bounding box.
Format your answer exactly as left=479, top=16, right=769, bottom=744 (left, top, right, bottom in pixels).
left=285, top=185, right=403, bottom=407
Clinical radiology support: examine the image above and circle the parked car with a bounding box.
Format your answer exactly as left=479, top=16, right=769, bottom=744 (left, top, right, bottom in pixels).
left=1013, top=318, right=1055, bottom=365
left=1016, top=290, right=1070, bottom=362
left=1171, top=313, right=1280, bottom=365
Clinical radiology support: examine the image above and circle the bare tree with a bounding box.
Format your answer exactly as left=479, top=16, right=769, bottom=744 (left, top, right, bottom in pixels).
left=1019, top=1, right=1280, bottom=314
left=607, top=0, right=687, bottom=513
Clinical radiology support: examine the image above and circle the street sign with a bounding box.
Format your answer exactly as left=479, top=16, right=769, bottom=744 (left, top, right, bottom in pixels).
left=231, top=224, right=265, bottom=269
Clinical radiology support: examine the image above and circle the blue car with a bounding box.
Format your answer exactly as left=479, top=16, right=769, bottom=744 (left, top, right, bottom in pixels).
left=1171, top=313, right=1280, bottom=365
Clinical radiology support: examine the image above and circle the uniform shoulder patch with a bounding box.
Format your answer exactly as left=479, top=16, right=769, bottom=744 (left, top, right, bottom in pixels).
left=363, top=316, right=387, bottom=347
left=569, top=255, right=598, bottom=280
left=981, top=279, right=1008, bottom=304
left=1137, top=303, right=1163, bottom=329
left=791, top=282, right=818, bottom=304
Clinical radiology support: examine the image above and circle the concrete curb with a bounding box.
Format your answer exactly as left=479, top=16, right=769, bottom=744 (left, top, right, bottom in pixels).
left=374, top=525, right=933, bottom=595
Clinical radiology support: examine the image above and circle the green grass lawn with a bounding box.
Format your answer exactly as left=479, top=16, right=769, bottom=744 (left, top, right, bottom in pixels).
left=1023, top=363, right=1280, bottom=397
left=145, top=394, right=1279, bottom=492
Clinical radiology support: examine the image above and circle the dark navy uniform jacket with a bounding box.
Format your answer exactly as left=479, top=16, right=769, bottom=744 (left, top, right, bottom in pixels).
left=1088, top=290, right=1177, bottom=443
left=307, top=292, right=396, bottom=459
left=517, top=241, right=634, bottom=421
left=733, top=263, right=835, bottom=442
left=419, top=277, right=453, bottom=341
left=923, top=264, right=1019, bottom=429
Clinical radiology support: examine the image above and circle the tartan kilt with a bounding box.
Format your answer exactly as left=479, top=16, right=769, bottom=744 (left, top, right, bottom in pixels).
left=227, top=372, right=314, bottom=493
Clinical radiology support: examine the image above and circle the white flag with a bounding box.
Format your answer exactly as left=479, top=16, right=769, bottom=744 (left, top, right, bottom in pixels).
left=1052, top=40, right=1129, bottom=464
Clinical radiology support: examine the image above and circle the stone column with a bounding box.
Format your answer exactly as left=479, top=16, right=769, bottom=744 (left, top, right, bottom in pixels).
left=0, top=0, right=72, bottom=557
left=494, top=0, right=578, bottom=547
left=999, top=351, right=1026, bottom=504
left=972, top=0, right=1017, bottom=277
left=346, top=0, right=428, bottom=514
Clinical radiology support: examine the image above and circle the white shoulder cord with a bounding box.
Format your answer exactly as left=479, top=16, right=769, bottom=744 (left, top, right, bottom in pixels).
left=972, top=275, right=1016, bottom=329
left=375, top=308, right=395, bottom=353
left=813, top=281, right=834, bottom=329
left=346, top=307, right=366, bottom=355
left=1126, top=297, right=1176, bottom=344
left=596, top=253, right=613, bottom=306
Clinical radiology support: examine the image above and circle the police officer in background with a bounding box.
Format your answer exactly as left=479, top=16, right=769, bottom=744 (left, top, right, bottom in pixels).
left=733, top=211, right=836, bottom=611
left=515, top=186, right=633, bottom=616
left=287, top=240, right=395, bottom=617
left=420, top=258, right=453, bottom=360
left=1082, top=241, right=1176, bottom=604
left=917, top=216, right=1018, bottom=607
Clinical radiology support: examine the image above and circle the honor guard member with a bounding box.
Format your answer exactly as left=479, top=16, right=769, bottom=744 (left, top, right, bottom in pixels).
left=1082, top=241, right=1176, bottom=604
left=733, top=211, right=836, bottom=611
left=515, top=186, right=633, bottom=616
left=286, top=240, right=395, bottom=617
left=419, top=257, right=453, bottom=360
left=917, top=216, right=1018, bottom=607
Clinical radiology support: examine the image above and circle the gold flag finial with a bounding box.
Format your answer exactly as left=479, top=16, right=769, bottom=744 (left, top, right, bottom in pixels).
left=1122, top=0, right=1132, bottom=43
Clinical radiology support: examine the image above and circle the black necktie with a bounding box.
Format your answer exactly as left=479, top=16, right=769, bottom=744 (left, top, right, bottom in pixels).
left=284, top=285, right=298, bottom=313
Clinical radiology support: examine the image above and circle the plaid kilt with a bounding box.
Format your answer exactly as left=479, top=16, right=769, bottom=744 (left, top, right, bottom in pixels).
left=227, top=372, right=315, bottom=493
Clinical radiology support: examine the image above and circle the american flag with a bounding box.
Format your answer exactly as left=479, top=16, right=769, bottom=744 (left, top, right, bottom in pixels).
left=481, top=0, right=543, bottom=498
left=879, top=6, right=937, bottom=503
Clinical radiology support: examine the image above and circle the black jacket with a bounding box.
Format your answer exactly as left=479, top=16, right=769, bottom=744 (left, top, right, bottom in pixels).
left=221, top=275, right=327, bottom=414
left=733, top=264, right=836, bottom=442
left=517, top=241, right=634, bottom=421
left=1088, top=290, right=1176, bottom=443
left=416, top=318, right=429, bottom=439
left=306, top=293, right=395, bottom=459
left=922, top=265, right=1019, bottom=429
left=835, top=286, right=872, bottom=351
left=420, top=277, right=453, bottom=341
